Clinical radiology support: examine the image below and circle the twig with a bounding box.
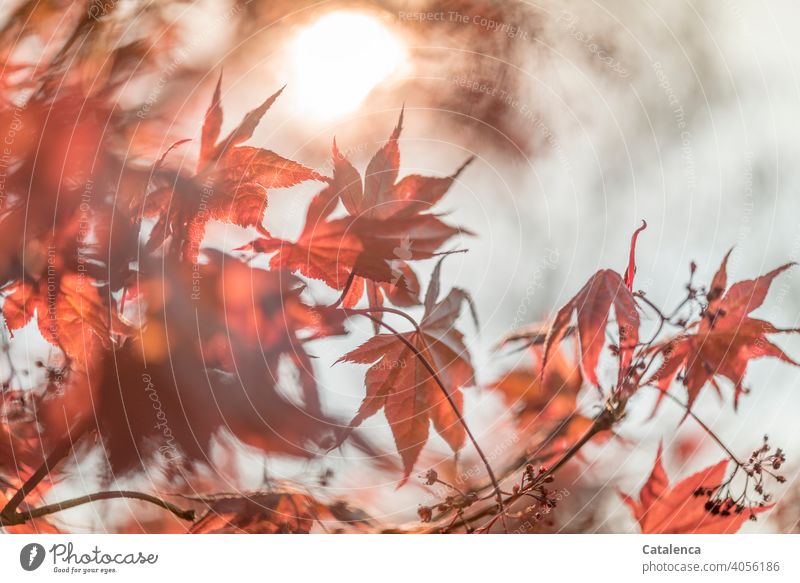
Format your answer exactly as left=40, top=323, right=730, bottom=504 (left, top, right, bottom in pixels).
left=434, top=407, right=615, bottom=533
left=1, top=419, right=90, bottom=520
left=0, top=420, right=192, bottom=527
left=329, top=271, right=356, bottom=309
left=647, top=386, right=743, bottom=466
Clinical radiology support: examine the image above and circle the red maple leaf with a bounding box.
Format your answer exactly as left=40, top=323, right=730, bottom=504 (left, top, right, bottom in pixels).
left=648, top=251, right=797, bottom=411
left=623, top=220, right=647, bottom=290
left=252, top=112, right=470, bottom=331
left=543, top=269, right=639, bottom=387
left=621, top=446, right=771, bottom=533
left=330, top=116, right=471, bottom=315
left=139, top=74, right=323, bottom=261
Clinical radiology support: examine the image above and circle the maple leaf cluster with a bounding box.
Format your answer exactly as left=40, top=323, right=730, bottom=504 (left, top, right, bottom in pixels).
left=0, top=1, right=478, bottom=532
left=487, top=226, right=797, bottom=534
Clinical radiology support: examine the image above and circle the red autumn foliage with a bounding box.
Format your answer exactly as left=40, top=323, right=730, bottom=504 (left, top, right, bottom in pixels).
left=258, top=111, right=471, bottom=331
left=648, top=251, right=797, bottom=411
left=139, top=75, right=324, bottom=262
left=336, top=258, right=476, bottom=483
left=620, top=445, right=771, bottom=534
left=0, top=2, right=795, bottom=536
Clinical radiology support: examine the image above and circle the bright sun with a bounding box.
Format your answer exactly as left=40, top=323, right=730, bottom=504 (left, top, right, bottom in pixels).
left=289, top=11, right=406, bottom=120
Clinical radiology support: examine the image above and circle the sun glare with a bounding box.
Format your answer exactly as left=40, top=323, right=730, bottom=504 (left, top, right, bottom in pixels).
left=289, top=11, right=406, bottom=120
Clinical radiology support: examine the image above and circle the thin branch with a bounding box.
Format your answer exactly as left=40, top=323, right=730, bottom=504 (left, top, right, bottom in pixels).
left=1, top=419, right=91, bottom=520
left=1, top=491, right=195, bottom=526
left=433, top=406, right=616, bottom=533
left=435, top=412, right=580, bottom=511
left=635, top=292, right=669, bottom=345
left=647, top=386, right=743, bottom=466
left=0, top=420, right=193, bottom=528
left=329, top=271, right=356, bottom=309
left=346, top=306, right=423, bottom=335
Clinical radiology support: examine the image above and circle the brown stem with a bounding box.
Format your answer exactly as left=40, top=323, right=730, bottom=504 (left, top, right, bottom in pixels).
left=346, top=309, right=506, bottom=520
left=432, top=405, right=615, bottom=533
left=1, top=491, right=195, bottom=526
left=648, top=386, right=743, bottom=466
left=533, top=414, right=610, bottom=484
left=635, top=293, right=669, bottom=346
left=511, top=418, right=574, bottom=472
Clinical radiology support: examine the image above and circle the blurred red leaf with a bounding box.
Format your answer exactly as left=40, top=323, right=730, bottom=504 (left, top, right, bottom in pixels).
left=190, top=492, right=324, bottom=534
left=2, top=273, right=122, bottom=368
left=188, top=489, right=376, bottom=534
